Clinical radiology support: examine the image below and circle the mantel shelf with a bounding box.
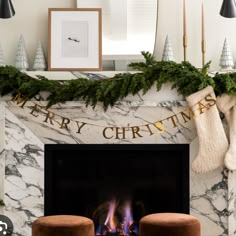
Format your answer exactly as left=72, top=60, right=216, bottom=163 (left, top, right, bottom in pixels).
left=25, top=71, right=124, bottom=81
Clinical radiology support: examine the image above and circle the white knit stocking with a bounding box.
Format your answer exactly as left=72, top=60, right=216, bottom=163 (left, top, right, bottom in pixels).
left=217, top=94, right=236, bottom=170
left=186, top=86, right=228, bottom=173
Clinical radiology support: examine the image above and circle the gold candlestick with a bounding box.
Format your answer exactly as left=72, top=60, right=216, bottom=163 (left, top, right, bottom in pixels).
left=201, top=2, right=205, bottom=67
left=183, top=0, right=187, bottom=61
left=202, top=40, right=206, bottom=68
left=183, top=35, right=187, bottom=62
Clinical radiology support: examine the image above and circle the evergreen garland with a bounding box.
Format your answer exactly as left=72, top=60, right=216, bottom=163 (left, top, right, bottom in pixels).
left=0, top=51, right=236, bottom=110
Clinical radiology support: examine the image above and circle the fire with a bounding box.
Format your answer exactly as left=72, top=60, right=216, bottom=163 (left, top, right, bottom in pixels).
left=123, top=201, right=134, bottom=234
left=96, top=200, right=138, bottom=236
left=104, top=200, right=117, bottom=232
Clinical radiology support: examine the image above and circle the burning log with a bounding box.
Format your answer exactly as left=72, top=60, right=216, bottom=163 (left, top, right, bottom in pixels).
left=105, top=233, right=124, bottom=236
left=95, top=200, right=138, bottom=236
left=96, top=221, right=138, bottom=236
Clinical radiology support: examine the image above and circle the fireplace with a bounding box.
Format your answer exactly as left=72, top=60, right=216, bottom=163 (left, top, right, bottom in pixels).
left=44, top=144, right=189, bottom=236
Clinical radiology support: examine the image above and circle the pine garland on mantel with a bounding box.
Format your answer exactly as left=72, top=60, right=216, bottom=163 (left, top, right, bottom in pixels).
left=0, top=51, right=236, bottom=110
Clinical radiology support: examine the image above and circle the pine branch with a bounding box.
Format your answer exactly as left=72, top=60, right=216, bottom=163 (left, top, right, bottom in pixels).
left=0, top=53, right=235, bottom=110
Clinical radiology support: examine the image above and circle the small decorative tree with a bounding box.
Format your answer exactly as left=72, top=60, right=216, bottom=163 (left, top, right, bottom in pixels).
left=32, top=41, right=47, bottom=71
left=162, top=35, right=174, bottom=62
left=15, top=34, right=29, bottom=71
left=0, top=43, right=5, bottom=66
left=219, top=38, right=234, bottom=71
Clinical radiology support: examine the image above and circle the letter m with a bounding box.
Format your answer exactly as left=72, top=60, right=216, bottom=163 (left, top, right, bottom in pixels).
left=11, top=93, right=28, bottom=108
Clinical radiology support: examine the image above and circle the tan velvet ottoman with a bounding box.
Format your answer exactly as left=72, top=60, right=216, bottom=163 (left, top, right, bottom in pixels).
left=32, top=215, right=94, bottom=236
left=140, top=213, right=200, bottom=236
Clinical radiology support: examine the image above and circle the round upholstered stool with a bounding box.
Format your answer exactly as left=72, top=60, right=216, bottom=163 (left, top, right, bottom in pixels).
left=140, top=213, right=200, bottom=236
left=32, top=215, right=94, bottom=236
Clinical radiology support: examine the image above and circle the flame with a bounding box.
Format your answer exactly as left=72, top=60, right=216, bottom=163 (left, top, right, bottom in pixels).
left=96, top=199, right=138, bottom=236
left=123, top=201, right=134, bottom=235
left=104, top=200, right=117, bottom=232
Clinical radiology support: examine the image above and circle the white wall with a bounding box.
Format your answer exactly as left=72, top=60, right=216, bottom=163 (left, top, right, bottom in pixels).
left=155, top=0, right=236, bottom=70
left=0, top=0, right=76, bottom=69
left=1, top=0, right=236, bottom=71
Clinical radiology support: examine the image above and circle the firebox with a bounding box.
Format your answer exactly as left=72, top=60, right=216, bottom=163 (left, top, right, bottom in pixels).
left=44, top=144, right=189, bottom=236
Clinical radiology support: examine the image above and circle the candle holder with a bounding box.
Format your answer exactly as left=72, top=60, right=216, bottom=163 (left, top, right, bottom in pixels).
left=201, top=2, right=205, bottom=68
left=201, top=40, right=206, bottom=68
left=183, top=0, right=187, bottom=61
left=183, top=35, right=187, bottom=61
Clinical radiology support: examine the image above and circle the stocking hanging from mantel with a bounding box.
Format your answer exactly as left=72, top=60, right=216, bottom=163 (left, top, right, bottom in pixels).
left=217, top=94, right=236, bottom=171
left=186, top=86, right=228, bottom=174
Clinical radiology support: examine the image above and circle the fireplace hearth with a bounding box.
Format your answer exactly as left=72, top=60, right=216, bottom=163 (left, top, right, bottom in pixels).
left=44, top=144, right=189, bottom=236
left=2, top=96, right=231, bottom=236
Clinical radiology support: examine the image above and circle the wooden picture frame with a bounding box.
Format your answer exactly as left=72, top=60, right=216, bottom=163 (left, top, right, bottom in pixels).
left=48, top=8, right=102, bottom=71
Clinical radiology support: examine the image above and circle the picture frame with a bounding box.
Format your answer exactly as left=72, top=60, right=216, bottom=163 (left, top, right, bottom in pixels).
left=48, top=8, right=102, bottom=71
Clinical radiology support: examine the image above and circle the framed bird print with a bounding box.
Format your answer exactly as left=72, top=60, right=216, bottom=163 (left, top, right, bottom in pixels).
left=48, top=8, right=102, bottom=71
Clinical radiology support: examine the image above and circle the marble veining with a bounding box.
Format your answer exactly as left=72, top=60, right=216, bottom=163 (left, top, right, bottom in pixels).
left=0, top=98, right=234, bottom=236
left=0, top=103, right=5, bottom=214
left=3, top=108, right=44, bottom=236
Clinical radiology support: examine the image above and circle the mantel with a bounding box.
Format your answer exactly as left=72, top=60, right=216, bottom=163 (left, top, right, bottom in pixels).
left=25, top=71, right=133, bottom=81
left=0, top=84, right=235, bottom=236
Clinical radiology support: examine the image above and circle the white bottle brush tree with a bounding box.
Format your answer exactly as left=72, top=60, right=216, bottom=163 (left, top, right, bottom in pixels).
left=219, top=38, right=234, bottom=70
left=33, top=41, right=47, bottom=71
left=162, top=35, right=174, bottom=62
left=15, top=34, right=29, bottom=71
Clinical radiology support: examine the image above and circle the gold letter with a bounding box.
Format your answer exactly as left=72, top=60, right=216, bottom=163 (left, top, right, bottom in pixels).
left=75, top=121, right=87, bottom=134
left=167, top=115, right=178, bottom=128
left=44, top=110, right=55, bottom=125
left=145, top=124, right=154, bottom=136
left=197, top=101, right=209, bottom=114
left=30, top=104, right=42, bottom=117
left=103, top=127, right=114, bottom=139
left=205, top=94, right=216, bottom=107
left=115, top=127, right=126, bottom=139
left=179, top=109, right=194, bottom=123
left=131, top=126, right=143, bottom=139
left=60, top=117, right=70, bottom=130
left=12, top=93, right=28, bottom=108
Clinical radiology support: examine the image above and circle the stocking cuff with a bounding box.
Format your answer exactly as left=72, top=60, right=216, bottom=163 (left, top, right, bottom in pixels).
left=216, top=94, right=236, bottom=113
left=186, top=86, right=215, bottom=107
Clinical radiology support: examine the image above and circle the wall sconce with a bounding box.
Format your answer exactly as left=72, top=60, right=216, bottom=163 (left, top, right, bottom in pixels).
left=0, top=0, right=15, bottom=18
left=220, top=0, right=236, bottom=18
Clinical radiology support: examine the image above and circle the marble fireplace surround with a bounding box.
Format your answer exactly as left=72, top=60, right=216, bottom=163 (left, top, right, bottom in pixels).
left=0, top=84, right=235, bottom=236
